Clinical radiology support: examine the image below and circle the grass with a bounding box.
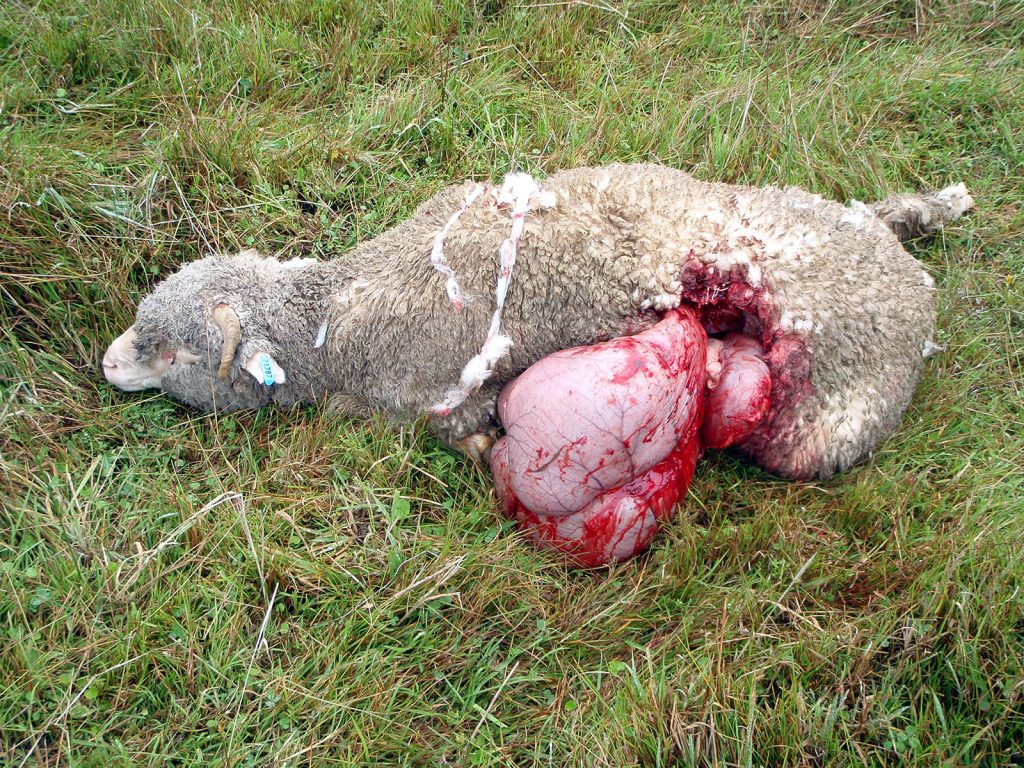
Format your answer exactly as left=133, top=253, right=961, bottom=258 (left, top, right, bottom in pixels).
left=1, top=0, right=1023, bottom=764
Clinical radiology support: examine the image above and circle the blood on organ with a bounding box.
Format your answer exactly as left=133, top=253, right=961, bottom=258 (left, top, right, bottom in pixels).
left=495, top=440, right=702, bottom=568
left=702, top=333, right=772, bottom=449
left=491, top=306, right=773, bottom=567
left=496, top=308, right=706, bottom=513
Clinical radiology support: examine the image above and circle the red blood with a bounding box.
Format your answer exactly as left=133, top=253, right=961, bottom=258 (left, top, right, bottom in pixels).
left=497, top=441, right=703, bottom=568
left=630, top=438, right=702, bottom=521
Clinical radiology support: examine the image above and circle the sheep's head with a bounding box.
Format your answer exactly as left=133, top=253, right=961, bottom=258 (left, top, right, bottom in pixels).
left=103, top=252, right=291, bottom=411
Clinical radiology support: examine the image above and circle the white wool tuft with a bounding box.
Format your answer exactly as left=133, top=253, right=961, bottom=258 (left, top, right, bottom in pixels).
left=430, top=184, right=485, bottom=309
left=938, top=182, right=974, bottom=217
left=841, top=200, right=873, bottom=228
left=430, top=172, right=552, bottom=415
left=313, top=320, right=328, bottom=348
left=496, top=173, right=531, bottom=203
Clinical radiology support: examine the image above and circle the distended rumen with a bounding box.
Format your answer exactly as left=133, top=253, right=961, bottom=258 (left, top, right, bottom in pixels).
left=492, top=308, right=773, bottom=567
left=102, top=164, right=973, bottom=566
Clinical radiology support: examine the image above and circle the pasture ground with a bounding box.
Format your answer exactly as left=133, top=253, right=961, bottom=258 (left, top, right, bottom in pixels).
left=1, top=1, right=1023, bottom=765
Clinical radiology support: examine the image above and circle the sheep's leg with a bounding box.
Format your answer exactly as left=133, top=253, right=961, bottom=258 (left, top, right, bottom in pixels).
left=431, top=384, right=504, bottom=464
left=871, top=183, right=974, bottom=241
left=453, top=431, right=496, bottom=464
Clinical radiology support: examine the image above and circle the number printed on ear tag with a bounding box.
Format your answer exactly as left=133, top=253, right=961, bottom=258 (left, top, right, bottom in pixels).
left=259, top=354, right=275, bottom=386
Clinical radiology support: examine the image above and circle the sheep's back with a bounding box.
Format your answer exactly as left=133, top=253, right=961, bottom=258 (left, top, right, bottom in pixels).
left=329, top=164, right=936, bottom=480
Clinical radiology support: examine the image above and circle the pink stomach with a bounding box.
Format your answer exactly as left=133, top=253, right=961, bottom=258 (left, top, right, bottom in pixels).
left=491, top=307, right=772, bottom=566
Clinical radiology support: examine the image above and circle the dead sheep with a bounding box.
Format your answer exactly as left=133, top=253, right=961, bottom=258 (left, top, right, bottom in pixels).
left=103, top=163, right=972, bottom=564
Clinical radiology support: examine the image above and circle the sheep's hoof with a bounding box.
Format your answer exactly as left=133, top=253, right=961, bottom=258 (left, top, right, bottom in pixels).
left=453, top=432, right=495, bottom=465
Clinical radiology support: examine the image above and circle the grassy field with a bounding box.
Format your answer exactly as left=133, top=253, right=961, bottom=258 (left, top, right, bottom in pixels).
left=2, top=0, right=1023, bottom=765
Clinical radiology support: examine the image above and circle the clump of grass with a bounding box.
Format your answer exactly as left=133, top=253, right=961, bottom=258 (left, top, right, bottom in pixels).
left=2, top=0, right=1023, bottom=765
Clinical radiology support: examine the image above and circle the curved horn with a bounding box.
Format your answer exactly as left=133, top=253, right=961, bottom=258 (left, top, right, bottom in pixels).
left=212, top=303, right=241, bottom=379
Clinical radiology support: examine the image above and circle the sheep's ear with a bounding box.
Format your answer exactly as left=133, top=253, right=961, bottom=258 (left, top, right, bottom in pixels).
left=243, top=352, right=287, bottom=386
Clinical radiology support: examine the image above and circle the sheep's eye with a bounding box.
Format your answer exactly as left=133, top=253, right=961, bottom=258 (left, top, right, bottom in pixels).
left=161, top=348, right=203, bottom=366
left=174, top=349, right=204, bottom=365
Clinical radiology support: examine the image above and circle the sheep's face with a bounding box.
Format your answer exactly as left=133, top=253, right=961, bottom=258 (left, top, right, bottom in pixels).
left=104, top=254, right=288, bottom=411
left=103, top=325, right=202, bottom=392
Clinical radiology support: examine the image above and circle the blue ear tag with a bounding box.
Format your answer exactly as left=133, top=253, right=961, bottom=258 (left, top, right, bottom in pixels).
left=259, top=354, right=276, bottom=386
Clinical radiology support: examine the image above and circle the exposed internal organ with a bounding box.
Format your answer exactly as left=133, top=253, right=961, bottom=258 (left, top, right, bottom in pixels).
left=490, top=307, right=772, bottom=567
left=703, top=334, right=772, bottom=449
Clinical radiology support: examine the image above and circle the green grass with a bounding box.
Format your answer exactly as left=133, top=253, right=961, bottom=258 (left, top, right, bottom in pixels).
left=2, top=0, right=1023, bottom=764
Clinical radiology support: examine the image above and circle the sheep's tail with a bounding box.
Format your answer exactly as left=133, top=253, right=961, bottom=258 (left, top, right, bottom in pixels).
left=871, top=183, right=974, bottom=241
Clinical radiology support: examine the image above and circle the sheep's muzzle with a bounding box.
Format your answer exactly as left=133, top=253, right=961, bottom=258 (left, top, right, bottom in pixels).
left=103, top=326, right=170, bottom=391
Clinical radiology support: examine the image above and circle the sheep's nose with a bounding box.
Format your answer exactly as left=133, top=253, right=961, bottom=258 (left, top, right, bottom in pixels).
left=103, top=326, right=156, bottom=390
left=103, top=347, right=126, bottom=385
left=103, top=327, right=138, bottom=378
